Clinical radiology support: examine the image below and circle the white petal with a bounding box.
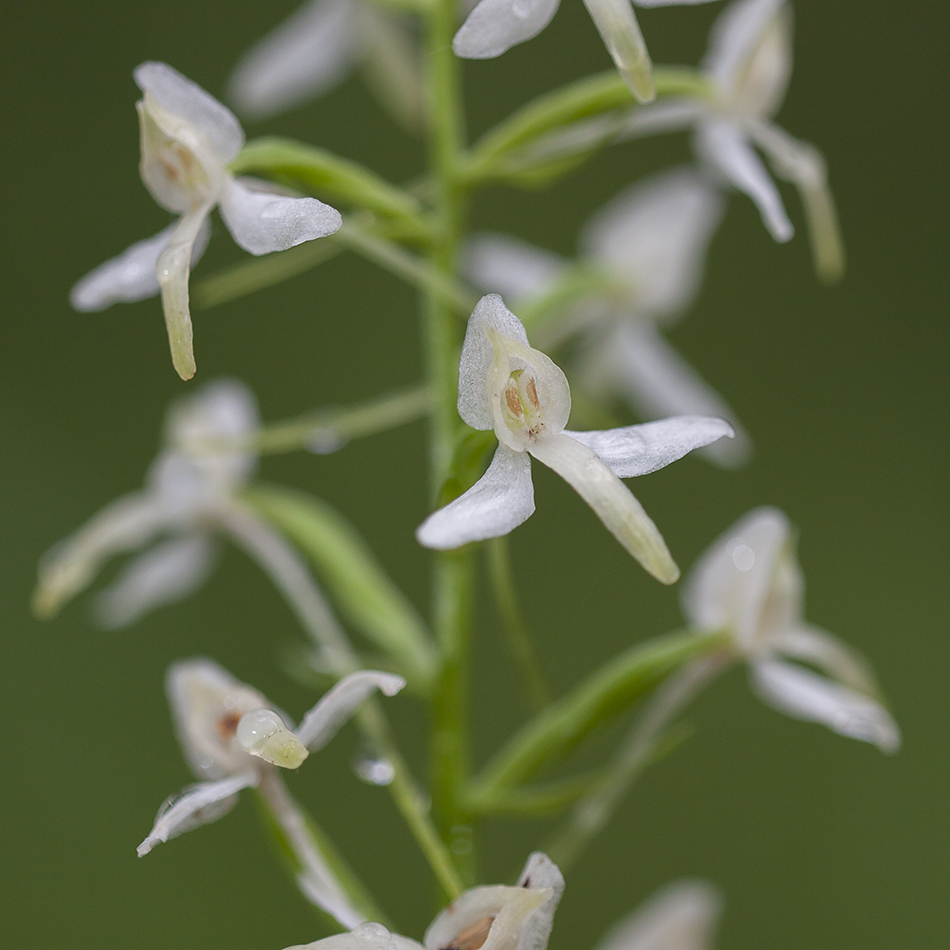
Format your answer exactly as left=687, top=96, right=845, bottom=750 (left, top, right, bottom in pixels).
left=635, top=0, right=719, bottom=6
left=458, top=294, right=531, bottom=430
left=453, top=0, right=561, bottom=59
left=565, top=414, right=735, bottom=478
left=166, top=658, right=275, bottom=779
left=463, top=234, right=567, bottom=301
left=93, top=534, right=217, bottom=628
left=581, top=168, right=724, bottom=318
left=772, top=624, right=881, bottom=697
left=596, top=880, right=722, bottom=950
left=751, top=659, right=901, bottom=753
left=703, top=0, right=787, bottom=99
left=287, top=922, right=425, bottom=950
left=681, top=507, right=791, bottom=650
left=136, top=772, right=258, bottom=856
left=695, top=121, right=793, bottom=242
left=425, top=854, right=563, bottom=950
left=32, top=493, right=167, bottom=620
left=749, top=121, right=845, bottom=282
left=134, top=62, right=245, bottom=164
left=295, top=670, right=406, bottom=751
left=581, top=0, right=654, bottom=102
left=164, top=378, right=260, bottom=491
left=157, top=205, right=214, bottom=380
left=416, top=444, right=535, bottom=549
left=219, top=177, right=342, bottom=256
left=228, top=0, right=358, bottom=119
left=70, top=226, right=168, bottom=311
left=594, top=322, right=751, bottom=467
left=620, top=100, right=709, bottom=140
left=529, top=432, right=678, bottom=583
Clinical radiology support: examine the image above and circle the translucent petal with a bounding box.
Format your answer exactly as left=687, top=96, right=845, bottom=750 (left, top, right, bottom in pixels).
left=596, top=880, right=722, bottom=950
left=772, top=624, right=882, bottom=697
left=32, top=493, right=167, bottom=620
left=751, top=659, right=901, bottom=753
left=237, top=709, right=310, bottom=768
left=464, top=234, right=566, bottom=301
left=458, top=295, right=531, bottom=430
left=94, top=533, right=217, bottom=628
left=219, top=177, right=342, bottom=256
left=594, top=322, right=751, bottom=467
left=581, top=0, right=654, bottom=102
left=165, top=658, right=275, bottom=779
left=749, top=121, right=845, bottom=282
left=681, top=507, right=792, bottom=651
left=156, top=205, right=214, bottom=380
left=564, top=414, right=735, bottom=478
left=134, top=61, right=245, bottom=164
left=295, top=670, right=406, bottom=751
left=227, top=0, right=358, bottom=119
left=529, top=432, right=678, bottom=583
left=425, top=854, right=563, bottom=950
left=136, top=772, right=257, bottom=856
left=581, top=168, right=724, bottom=318
left=416, top=444, right=536, bottom=549
left=695, top=121, right=793, bottom=242
left=453, top=0, right=561, bottom=59
left=703, top=0, right=787, bottom=100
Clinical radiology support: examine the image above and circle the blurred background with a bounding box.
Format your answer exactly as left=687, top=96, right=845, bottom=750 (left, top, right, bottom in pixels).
left=2, top=1, right=946, bottom=947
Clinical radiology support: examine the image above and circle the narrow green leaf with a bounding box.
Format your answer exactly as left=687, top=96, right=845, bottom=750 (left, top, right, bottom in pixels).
left=464, top=771, right=606, bottom=816
left=244, top=485, right=439, bottom=691
left=470, top=629, right=728, bottom=796
left=231, top=137, right=429, bottom=238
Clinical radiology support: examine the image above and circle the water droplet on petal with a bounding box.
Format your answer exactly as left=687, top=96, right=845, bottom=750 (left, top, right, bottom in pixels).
left=732, top=542, right=755, bottom=571
left=353, top=751, right=395, bottom=786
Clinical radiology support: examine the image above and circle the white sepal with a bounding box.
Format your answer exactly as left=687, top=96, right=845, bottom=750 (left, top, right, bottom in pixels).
left=581, top=0, right=654, bottom=102
left=416, top=445, right=536, bottom=550
left=286, top=922, right=425, bottom=950
left=464, top=234, right=567, bottom=302
left=452, top=0, right=561, bottom=59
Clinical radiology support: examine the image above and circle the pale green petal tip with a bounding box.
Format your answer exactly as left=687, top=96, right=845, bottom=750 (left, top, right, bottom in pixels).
left=623, top=62, right=656, bottom=104
left=237, top=709, right=310, bottom=769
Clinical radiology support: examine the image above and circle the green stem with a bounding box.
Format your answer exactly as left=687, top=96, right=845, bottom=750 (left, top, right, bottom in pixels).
left=423, top=0, right=477, bottom=886
left=486, top=538, right=550, bottom=711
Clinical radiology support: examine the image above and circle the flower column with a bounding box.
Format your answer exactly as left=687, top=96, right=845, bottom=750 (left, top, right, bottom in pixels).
left=423, top=0, right=478, bottom=884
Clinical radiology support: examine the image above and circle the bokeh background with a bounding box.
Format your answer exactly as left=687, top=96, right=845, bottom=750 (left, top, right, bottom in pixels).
left=2, top=1, right=947, bottom=947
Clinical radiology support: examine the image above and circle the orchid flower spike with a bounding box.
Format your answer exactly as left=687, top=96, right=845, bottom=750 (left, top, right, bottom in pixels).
left=33, top=380, right=258, bottom=627
left=454, top=0, right=720, bottom=103
left=70, top=62, right=343, bottom=379
left=138, top=660, right=403, bottom=924
left=416, top=295, right=734, bottom=583
left=425, top=853, right=565, bottom=950
left=596, top=881, right=722, bottom=950
left=227, top=0, right=425, bottom=130
left=466, top=169, right=749, bottom=468
left=621, top=0, right=844, bottom=281
left=683, top=507, right=900, bottom=752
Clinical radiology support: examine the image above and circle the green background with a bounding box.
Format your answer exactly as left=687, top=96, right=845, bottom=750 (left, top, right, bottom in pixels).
left=2, top=1, right=946, bottom=947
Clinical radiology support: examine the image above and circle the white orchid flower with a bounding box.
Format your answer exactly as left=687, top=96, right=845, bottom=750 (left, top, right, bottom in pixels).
left=33, top=380, right=258, bottom=626
left=70, top=62, right=343, bottom=379
left=227, top=0, right=425, bottom=130
left=597, top=881, right=721, bottom=950
left=620, top=0, right=844, bottom=280
left=416, top=295, right=734, bottom=583
left=425, top=852, right=565, bottom=950
left=454, top=0, right=720, bottom=103
left=139, top=659, right=404, bottom=927
left=465, top=169, right=748, bottom=468
left=683, top=507, right=900, bottom=752
left=285, top=922, right=425, bottom=950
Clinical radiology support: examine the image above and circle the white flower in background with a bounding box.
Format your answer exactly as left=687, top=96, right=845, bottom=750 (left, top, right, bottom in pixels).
left=621, top=0, right=844, bottom=280
left=597, top=880, right=721, bottom=950
left=138, top=659, right=404, bottom=927
left=33, top=380, right=258, bottom=627
left=283, top=853, right=563, bottom=950
left=454, top=0, right=720, bottom=103
left=70, top=62, right=343, bottom=379
left=228, top=0, right=425, bottom=130
left=683, top=507, right=900, bottom=751
left=466, top=168, right=750, bottom=468
left=416, top=295, right=734, bottom=583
